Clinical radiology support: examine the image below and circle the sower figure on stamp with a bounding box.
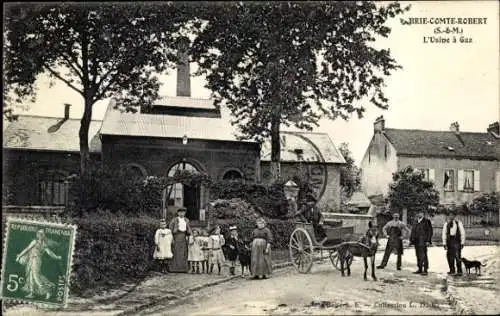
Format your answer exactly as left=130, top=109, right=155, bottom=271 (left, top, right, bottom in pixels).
left=442, top=211, right=466, bottom=276
left=16, top=229, right=62, bottom=299
left=409, top=211, right=433, bottom=275
left=377, top=213, right=411, bottom=270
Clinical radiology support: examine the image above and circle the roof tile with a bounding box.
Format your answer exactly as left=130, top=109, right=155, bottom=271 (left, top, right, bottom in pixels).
left=384, top=128, right=498, bottom=160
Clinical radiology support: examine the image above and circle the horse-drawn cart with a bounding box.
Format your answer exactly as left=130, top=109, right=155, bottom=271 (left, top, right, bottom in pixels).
left=289, top=221, right=356, bottom=273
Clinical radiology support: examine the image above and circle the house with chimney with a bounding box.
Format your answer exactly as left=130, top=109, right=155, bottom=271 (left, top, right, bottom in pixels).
left=360, top=116, right=500, bottom=206
left=3, top=54, right=346, bottom=223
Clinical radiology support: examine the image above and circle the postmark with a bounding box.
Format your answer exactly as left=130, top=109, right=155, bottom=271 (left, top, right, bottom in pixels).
left=1, top=217, right=77, bottom=307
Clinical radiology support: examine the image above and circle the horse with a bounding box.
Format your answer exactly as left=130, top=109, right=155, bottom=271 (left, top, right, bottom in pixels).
left=336, top=222, right=379, bottom=281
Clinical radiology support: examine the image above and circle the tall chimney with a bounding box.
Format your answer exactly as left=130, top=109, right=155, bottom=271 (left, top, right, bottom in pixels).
left=449, top=122, right=460, bottom=134
left=64, top=103, right=71, bottom=119
left=487, top=122, right=500, bottom=138
left=374, top=115, right=385, bottom=133
left=176, top=38, right=191, bottom=97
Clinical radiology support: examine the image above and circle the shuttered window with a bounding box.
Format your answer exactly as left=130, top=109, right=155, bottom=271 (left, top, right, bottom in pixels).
left=443, top=169, right=455, bottom=191
left=458, top=169, right=479, bottom=192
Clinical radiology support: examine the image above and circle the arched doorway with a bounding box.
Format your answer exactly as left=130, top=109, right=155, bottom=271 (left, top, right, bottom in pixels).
left=166, top=161, right=202, bottom=221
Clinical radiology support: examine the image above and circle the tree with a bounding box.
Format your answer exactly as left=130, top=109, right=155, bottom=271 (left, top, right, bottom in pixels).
left=470, top=192, right=498, bottom=214
left=388, top=166, right=439, bottom=223
left=189, top=2, right=410, bottom=180
left=3, top=3, right=190, bottom=175
left=338, top=142, right=361, bottom=199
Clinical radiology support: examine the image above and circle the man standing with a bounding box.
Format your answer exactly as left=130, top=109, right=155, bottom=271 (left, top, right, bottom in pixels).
left=377, top=213, right=411, bottom=270
left=442, top=211, right=466, bottom=276
left=304, top=194, right=328, bottom=245
left=409, top=211, right=433, bottom=275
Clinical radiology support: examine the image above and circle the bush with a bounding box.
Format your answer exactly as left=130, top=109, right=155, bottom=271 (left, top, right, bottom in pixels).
left=470, top=192, right=498, bottom=214
left=68, top=166, right=163, bottom=216
left=70, top=210, right=158, bottom=294
left=210, top=181, right=288, bottom=219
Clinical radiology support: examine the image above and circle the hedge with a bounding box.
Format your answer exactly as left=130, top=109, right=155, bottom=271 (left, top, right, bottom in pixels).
left=70, top=210, right=158, bottom=295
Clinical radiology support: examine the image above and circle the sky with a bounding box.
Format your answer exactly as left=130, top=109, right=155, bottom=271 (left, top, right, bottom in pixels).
left=9, top=1, right=500, bottom=166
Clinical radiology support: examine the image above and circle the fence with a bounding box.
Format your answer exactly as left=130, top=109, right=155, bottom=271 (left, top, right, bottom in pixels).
left=431, top=212, right=499, bottom=228
left=2, top=205, right=66, bottom=224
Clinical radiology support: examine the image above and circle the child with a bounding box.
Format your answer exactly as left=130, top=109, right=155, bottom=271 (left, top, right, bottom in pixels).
left=200, top=229, right=210, bottom=273
left=226, top=226, right=239, bottom=276
left=153, top=219, right=173, bottom=273
left=208, top=225, right=225, bottom=275
left=188, top=229, right=204, bottom=273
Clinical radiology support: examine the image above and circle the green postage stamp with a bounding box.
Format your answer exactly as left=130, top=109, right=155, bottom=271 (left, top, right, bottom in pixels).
left=1, top=217, right=77, bottom=307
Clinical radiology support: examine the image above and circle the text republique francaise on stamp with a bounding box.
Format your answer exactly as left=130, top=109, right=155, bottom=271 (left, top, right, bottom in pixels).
left=1, top=217, right=77, bottom=307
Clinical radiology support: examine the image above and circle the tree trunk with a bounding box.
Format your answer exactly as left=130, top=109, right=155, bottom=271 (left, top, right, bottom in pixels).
left=402, top=207, right=408, bottom=225
left=79, top=96, right=93, bottom=177
left=270, top=109, right=281, bottom=181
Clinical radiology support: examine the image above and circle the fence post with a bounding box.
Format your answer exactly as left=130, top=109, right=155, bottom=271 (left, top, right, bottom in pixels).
left=64, top=180, right=70, bottom=210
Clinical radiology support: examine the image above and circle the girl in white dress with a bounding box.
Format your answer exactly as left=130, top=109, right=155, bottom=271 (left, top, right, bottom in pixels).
left=208, top=225, right=225, bottom=275
left=188, top=229, right=204, bottom=273
left=153, top=220, right=173, bottom=273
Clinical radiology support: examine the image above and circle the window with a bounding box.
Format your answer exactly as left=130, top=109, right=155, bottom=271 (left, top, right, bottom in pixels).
left=415, top=168, right=435, bottom=182
left=121, top=163, right=147, bottom=178
left=38, top=171, right=67, bottom=206
left=166, top=161, right=201, bottom=220
left=458, top=169, right=480, bottom=192
left=222, top=169, right=244, bottom=182
left=443, top=169, right=455, bottom=191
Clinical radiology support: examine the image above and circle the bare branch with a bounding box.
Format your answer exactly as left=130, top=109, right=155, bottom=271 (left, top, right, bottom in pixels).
left=43, top=64, right=83, bottom=95
left=93, top=75, right=117, bottom=102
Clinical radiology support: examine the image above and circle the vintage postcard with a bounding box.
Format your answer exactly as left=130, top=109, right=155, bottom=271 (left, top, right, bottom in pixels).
left=2, top=1, right=499, bottom=315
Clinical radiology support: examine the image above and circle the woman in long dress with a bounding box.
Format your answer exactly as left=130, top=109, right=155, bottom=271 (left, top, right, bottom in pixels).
left=16, top=229, right=62, bottom=299
left=153, top=219, right=173, bottom=273
left=250, top=217, right=273, bottom=279
left=168, top=207, right=192, bottom=273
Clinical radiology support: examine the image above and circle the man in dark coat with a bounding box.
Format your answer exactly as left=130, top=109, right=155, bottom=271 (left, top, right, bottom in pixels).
left=409, top=211, right=433, bottom=275
left=377, top=213, right=411, bottom=270
left=302, top=193, right=328, bottom=245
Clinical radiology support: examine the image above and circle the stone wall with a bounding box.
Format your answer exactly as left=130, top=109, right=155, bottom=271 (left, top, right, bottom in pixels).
left=323, top=212, right=375, bottom=236
left=2, top=206, right=67, bottom=233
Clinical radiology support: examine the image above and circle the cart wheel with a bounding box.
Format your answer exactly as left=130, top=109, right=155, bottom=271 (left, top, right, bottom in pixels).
left=329, top=251, right=341, bottom=270
left=329, top=250, right=353, bottom=271
left=289, top=227, right=314, bottom=273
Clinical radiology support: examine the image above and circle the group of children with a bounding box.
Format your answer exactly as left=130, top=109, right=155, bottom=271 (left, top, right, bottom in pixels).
left=187, top=226, right=226, bottom=275
left=154, top=220, right=243, bottom=276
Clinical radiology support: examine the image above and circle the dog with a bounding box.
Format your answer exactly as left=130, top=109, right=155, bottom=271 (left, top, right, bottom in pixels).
left=237, top=241, right=252, bottom=277
left=461, top=257, right=486, bottom=275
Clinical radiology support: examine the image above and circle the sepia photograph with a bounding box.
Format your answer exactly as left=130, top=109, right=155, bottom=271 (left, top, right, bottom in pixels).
left=2, top=1, right=499, bottom=315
